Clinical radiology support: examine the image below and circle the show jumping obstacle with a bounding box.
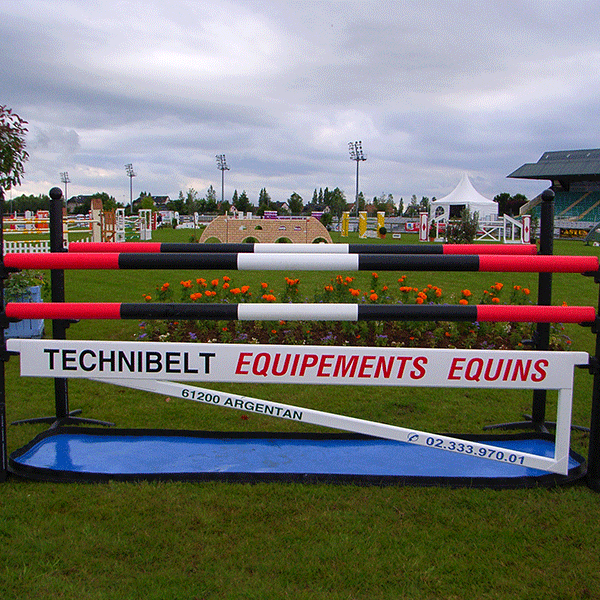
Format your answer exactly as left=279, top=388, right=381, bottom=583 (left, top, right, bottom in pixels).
left=2, top=187, right=600, bottom=489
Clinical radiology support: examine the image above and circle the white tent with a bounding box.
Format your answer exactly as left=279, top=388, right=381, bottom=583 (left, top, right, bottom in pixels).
left=430, top=173, right=498, bottom=222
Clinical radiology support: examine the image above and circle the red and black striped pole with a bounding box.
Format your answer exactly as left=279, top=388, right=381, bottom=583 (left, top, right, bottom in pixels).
left=5, top=301, right=596, bottom=324
left=4, top=252, right=599, bottom=273
left=68, top=241, right=539, bottom=256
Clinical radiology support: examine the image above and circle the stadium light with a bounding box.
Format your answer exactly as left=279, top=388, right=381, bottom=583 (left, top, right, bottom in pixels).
left=60, top=172, right=70, bottom=202
left=348, top=141, right=366, bottom=217
left=125, top=163, right=136, bottom=209
left=216, top=154, right=230, bottom=205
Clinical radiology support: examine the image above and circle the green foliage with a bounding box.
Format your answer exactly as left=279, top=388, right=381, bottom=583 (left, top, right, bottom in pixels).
left=494, top=192, right=528, bottom=216
left=444, top=206, right=479, bottom=244
left=0, top=105, right=29, bottom=190
left=287, top=191, right=303, bottom=215
left=3, top=270, right=45, bottom=302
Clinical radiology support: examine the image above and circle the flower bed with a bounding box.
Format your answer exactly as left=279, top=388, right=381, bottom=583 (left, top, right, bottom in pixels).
left=138, top=273, right=572, bottom=351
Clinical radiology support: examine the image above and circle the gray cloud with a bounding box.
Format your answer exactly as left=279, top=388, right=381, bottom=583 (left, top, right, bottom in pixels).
left=1, top=0, right=599, bottom=204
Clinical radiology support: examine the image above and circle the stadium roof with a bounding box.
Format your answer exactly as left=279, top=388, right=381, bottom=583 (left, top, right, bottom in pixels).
left=508, top=149, right=600, bottom=183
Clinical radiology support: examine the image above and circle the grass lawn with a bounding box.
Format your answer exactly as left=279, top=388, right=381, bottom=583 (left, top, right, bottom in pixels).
left=2, top=228, right=600, bottom=599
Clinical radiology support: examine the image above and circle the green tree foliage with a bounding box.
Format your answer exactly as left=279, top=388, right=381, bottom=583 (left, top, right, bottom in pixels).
left=0, top=105, right=29, bottom=190
left=322, top=187, right=346, bottom=219
left=288, top=191, right=303, bottom=215
left=233, top=190, right=253, bottom=213
left=493, top=192, right=528, bottom=216
left=9, top=193, right=50, bottom=213
left=373, top=192, right=396, bottom=215
left=257, top=187, right=276, bottom=215
left=444, top=206, right=479, bottom=244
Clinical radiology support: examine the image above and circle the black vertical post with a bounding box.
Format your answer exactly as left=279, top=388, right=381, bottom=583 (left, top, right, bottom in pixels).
left=10, top=188, right=113, bottom=429
left=587, top=289, right=600, bottom=491
left=0, top=187, right=7, bottom=481
left=530, top=188, right=555, bottom=431
left=49, top=187, right=70, bottom=419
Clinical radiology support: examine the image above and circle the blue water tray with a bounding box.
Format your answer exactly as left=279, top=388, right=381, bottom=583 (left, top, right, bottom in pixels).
left=9, top=428, right=586, bottom=488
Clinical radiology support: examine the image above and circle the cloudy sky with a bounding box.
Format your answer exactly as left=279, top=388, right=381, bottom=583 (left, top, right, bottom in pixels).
left=1, top=0, right=599, bottom=207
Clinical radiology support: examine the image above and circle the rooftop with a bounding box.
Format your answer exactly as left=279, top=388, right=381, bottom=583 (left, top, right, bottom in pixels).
left=508, top=149, right=600, bottom=183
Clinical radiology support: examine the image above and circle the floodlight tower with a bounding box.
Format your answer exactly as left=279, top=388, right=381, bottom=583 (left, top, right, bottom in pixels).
left=348, top=141, right=366, bottom=217
left=216, top=154, right=230, bottom=204
left=60, top=172, right=70, bottom=203
left=125, top=163, right=136, bottom=209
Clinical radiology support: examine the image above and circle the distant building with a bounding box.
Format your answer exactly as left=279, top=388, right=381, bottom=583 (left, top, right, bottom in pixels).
left=509, top=149, right=600, bottom=223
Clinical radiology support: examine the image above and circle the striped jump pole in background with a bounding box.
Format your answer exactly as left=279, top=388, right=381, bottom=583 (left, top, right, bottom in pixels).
left=4, top=252, right=599, bottom=273
left=68, top=241, right=539, bottom=256
left=5, top=302, right=596, bottom=324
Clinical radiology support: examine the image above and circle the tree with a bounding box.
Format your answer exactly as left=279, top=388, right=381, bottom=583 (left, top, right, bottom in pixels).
left=234, top=190, right=253, bottom=213
left=204, top=185, right=218, bottom=213
left=493, top=192, right=528, bottom=216
left=325, top=187, right=346, bottom=219
left=0, top=105, right=29, bottom=190
left=288, top=192, right=303, bottom=215
left=373, top=192, right=395, bottom=215
left=257, top=188, right=276, bottom=215
left=404, top=195, right=421, bottom=217
left=10, top=193, right=50, bottom=213
left=398, top=197, right=404, bottom=216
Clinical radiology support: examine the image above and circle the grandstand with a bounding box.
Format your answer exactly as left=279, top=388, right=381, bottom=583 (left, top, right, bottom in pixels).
left=509, top=149, right=600, bottom=227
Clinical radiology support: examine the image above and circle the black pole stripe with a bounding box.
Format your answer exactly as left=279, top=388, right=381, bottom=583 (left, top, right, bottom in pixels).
left=358, top=304, right=479, bottom=321
left=120, top=303, right=238, bottom=320
left=161, top=243, right=254, bottom=253
left=117, top=253, right=239, bottom=270
left=347, top=244, right=445, bottom=254
left=358, top=254, right=480, bottom=271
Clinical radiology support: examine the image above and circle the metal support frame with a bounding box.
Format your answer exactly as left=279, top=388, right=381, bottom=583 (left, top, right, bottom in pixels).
left=10, top=187, right=113, bottom=428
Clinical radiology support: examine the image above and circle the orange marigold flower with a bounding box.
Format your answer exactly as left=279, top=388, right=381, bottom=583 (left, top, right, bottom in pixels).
left=345, top=277, right=353, bottom=284
left=435, top=289, right=442, bottom=297
left=223, top=283, right=230, bottom=289
left=459, top=298, right=468, bottom=305
left=492, top=297, right=500, bottom=304
left=223, top=276, right=231, bottom=282
left=160, top=283, right=170, bottom=291
left=369, top=293, right=378, bottom=301
left=261, top=282, right=268, bottom=289
left=241, top=285, right=250, bottom=293
left=144, top=295, right=152, bottom=301
left=462, top=289, right=472, bottom=297
left=445, top=331, right=451, bottom=337
left=211, top=279, right=219, bottom=287
left=349, top=288, right=360, bottom=297
left=415, top=297, right=424, bottom=304
left=230, top=288, right=240, bottom=295
left=382, top=285, right=388, bottom=292
left=523, top=288, right=530, bottom=295
left=181, top=280, right=192, bottom=288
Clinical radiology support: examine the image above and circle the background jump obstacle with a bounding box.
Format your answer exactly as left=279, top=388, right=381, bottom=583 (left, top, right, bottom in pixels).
left=5, top=302, right=597, bottom=324
left=68, top=241, right=539, bottom=255
left=4, top=252, right=598, bottom=273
